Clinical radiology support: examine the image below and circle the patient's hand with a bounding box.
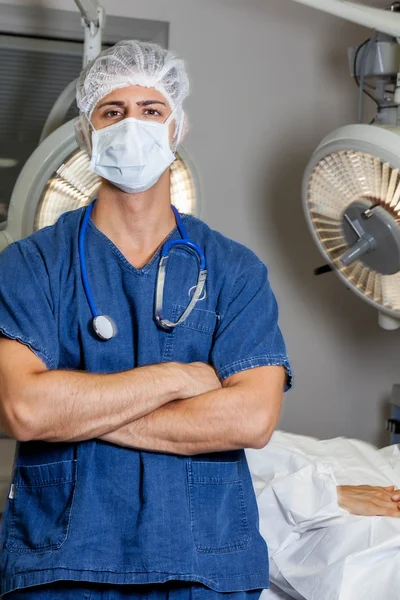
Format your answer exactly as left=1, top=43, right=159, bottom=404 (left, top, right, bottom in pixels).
left=337, top=485, right=400, bottom=517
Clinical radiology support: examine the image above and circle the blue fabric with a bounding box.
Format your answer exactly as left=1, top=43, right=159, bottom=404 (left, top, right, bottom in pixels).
left=4, top=581, right=263, bottom=600
left=0, top=208, right=291, bottom=596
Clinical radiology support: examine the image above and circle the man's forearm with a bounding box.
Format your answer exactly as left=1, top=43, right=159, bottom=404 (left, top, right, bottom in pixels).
left=1, top=338, right=220, bottom=445
left=100, top=384, right=276, bottom=455
left=14, top=363, right=185, bottom=443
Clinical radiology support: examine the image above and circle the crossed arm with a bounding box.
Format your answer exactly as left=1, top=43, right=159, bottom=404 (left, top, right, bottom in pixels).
left=2, top=338, right=399, bottom=517
left=99, top=366, right=285, bottom=454
left=0, top=338, right=285, bottom=455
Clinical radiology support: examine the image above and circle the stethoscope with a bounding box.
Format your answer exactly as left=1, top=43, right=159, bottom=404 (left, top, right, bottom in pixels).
left=79, top=201, right=207, bottom=340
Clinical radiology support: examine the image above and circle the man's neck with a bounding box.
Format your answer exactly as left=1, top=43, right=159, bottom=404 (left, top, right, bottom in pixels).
left=92, top=170, right=176, bottom=269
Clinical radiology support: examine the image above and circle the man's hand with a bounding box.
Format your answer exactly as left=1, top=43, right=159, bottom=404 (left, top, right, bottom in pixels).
left=337, top=485, right=400, bottom=517
left=179, top=362, right=222, bottom=398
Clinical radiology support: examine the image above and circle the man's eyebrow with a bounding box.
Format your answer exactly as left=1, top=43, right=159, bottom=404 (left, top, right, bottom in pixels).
left=96, top=100, right=125, bottom=110
left=96, top=99, right=167, bottom=111
left=137, top=100, right=167, bottom=107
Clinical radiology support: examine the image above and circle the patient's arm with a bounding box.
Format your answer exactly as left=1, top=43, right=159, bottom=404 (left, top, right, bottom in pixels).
left=337, top=485, right=400, bottom=517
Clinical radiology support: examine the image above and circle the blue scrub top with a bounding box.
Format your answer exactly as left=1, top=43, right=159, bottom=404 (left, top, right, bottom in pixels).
left=0, top=208, right=291, bottom=596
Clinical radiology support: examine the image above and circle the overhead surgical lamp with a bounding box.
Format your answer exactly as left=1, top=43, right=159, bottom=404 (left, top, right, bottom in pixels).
left=287, top=0, right=400, bottom=328
left=289, top=0, right=400, bottom=441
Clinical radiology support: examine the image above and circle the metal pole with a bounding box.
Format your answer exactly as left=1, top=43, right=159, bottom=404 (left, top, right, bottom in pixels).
left=74, top=0, right=105, bottom=66
left=290, top=0, right=400, bottom=39
left=74, top=0, right=101, bottom=26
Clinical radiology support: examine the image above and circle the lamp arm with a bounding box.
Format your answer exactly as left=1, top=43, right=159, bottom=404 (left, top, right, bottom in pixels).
left=74, top=0, right=105, bottom=66
left=38, top=0, right=105, bottom=143
left=290, top=0, right=400, bottom=39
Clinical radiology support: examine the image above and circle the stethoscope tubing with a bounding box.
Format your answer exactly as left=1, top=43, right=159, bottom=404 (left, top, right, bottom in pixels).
left=79, top=202, right=99, bottom=319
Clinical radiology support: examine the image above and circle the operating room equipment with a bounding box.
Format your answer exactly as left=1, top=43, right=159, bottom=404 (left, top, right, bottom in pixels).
left=39, top=0, right=105, bottom=144
left=80, top=202, right=207, bottom=339
left=291, top=0, right=400, bottom=40
left=290, top=1, right=400, bottom=331
left=288, top=1, right=400, bottom=448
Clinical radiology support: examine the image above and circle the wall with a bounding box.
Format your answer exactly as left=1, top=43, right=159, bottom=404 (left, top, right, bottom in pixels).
left=0, top=0, right=398, bottom=453
left=0, top=440, right=15, bottom=510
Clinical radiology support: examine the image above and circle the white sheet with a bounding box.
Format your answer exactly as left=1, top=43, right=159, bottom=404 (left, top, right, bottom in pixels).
left=247, top=431, right=400, bottom=600
left=262, top=583, right=294, bottom=600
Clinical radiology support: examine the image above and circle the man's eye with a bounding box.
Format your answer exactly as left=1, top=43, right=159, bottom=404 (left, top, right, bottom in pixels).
left=143, top=109, right=161, bottom=117
left=104, top=110, right=122, bottom=118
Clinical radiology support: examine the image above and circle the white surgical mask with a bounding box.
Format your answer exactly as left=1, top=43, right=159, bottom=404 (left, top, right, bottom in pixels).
left=89, top=110, right=176, bottom=194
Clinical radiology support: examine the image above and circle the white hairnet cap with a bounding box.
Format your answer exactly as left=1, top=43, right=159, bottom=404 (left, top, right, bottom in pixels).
left=75, top=40, right=190, bottom=151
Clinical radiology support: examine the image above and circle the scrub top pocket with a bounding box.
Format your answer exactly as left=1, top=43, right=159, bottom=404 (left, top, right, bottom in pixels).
left=5, top=459, right=77, bottom=554
left=187, top=460, right=250, bottom=554
left=162, top=304, right=218, bottom=364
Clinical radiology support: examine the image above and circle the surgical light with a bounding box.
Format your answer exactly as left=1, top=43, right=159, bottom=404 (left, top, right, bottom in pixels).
left=291, top=0, right=400, bottom=329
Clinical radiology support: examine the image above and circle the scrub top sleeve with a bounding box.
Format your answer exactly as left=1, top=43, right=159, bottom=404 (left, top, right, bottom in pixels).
left=0, top=241, right=59, bottom=370
left=211, top=262, right=292, bottom=390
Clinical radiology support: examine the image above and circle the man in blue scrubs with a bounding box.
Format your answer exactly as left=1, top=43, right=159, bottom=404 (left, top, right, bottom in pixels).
left=0, top=41, right=291, bottom=599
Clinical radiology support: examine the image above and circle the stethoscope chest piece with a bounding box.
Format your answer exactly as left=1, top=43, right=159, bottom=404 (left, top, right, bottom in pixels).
left=93, top=315, right=116, bottom=341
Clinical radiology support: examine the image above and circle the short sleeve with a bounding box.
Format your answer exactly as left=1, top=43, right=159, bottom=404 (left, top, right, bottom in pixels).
left=211, top=262, right=292, bottom=390
left=0, top=240, right=59, bottom=369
